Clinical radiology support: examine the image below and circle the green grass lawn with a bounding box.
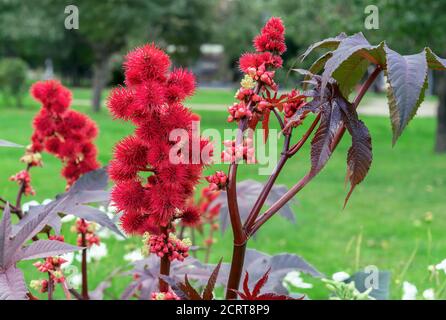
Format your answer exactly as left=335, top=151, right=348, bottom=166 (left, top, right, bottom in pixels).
left=1, top=88, right=445, bottom=300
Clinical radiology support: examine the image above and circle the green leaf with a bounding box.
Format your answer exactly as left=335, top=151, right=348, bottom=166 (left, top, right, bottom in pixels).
left=334, top=42, right=386, bottom=98
left=300, top=33, right=347, bottom=61
left=321, top=33, right=386, bottom=96
left=384, top=46, right=428, bottom=144
left=426, top=48, right=446, bottom=70
left=302, top=51, right=333, bottom=90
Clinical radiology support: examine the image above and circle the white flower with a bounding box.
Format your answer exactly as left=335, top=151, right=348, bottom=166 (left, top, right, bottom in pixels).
left=332, top=271, right=350, bottom=282
left=22, top=200, right=40, bottom=213
left=88, top=242, right=108, bottom=261
left=124, top=249, right=144, bottom=262
left=60, top=252, right=75, bottom=269
left=422, top=288, right=435, bottom=300
left=402, top=281, right=417, bottom=300
left=61, top=214, right=75, bottom=223
left=283, top=271, right=313, bottom=289
left=42, top=199, right=52, bottom=205
left=96, top=227, right=125, bottom=241
left=76, top=243, right=108, bottom=263
left=68, top=273, right=82, bottom=289
left=435, top=259, right=446, bottom=273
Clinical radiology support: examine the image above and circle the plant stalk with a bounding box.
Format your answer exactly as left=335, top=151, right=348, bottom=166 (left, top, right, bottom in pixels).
left=81, top=230, right=89, bottom=300
left=159, top=226, right=171, bottom=292
left=225, top=243, right=247, bottom=299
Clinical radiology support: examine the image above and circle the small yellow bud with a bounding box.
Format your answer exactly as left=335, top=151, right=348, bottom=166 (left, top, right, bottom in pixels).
left=240, top=75, right=256, bottom=89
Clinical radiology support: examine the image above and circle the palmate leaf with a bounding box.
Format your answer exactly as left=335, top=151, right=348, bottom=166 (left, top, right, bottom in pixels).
left=293, top=74, right=372, bottom=205
left=320, top=33, right=385, bottom=97
left=310, top=103, right=342, bottom=174
left=0, top=205, right=82, bottom=300
left=121, top=256, right=218, bottom=300
left=235, top=269, right=298, bottom=300
left=15, top=240, right=80, bottom=261
left=300, top=32, right=347, bottom=61
left=0, top=266, right=27, bottom=300
left=219, top=249, right=322, bottom=296
left=19, top=167, right=122, bottom=237
left=301, top=51, right=333, bottom=91
left=385, top=46, right=428, bottom=144
left=303, top=33, right=446, bottom=144
left=202, top=258, right=222, bottom=300
left=338, top=102, right=372, bottom=207
left=160, top=259, right=223, bottom=300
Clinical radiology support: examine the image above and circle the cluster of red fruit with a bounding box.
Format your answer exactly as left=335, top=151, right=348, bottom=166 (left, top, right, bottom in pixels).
left=72, top=219, right=100, bottom=248
left=151, top=291, right=179, bottom=300
left=30, top=80, right=100, bottom=187
left=221, top=138, right=256, bottom=163
left=283, top=89, right=307, bottom=119
left=9, top=170, right=35, bottom=196
left=205, top=171, right=228, bottom=191
left=108, top=43, right=212, bottom=235
left=33, top=256, right=67, bottom=284
left=145, top=233, right=190, bottom=262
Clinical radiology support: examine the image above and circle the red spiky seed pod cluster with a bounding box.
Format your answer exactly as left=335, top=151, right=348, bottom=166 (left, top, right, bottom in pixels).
left=108, top=43, right=212, bottom=235
left=30, top=80, right=100, bottom=187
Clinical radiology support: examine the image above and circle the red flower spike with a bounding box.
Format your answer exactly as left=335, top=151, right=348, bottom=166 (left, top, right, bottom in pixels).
left=123, top=43, right=171, bottom=86
left=30, top=80, right=100, bottom=187
left=107, top=86, right=135, bottom=120
left=109, top=43, right=211, bottom=236
left=166, top=68, right=196, bottom=103
left=181, top=206, right=201, bottom=227
left=253, top=17, right=286, bottom=54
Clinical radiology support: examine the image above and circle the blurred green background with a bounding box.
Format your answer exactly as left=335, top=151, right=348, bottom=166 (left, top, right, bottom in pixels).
left=1, top=0, right=446, bottom=299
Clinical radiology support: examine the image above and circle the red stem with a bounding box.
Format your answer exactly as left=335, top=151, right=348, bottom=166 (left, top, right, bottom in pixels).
left=244, top=132, right=292, bottom=229
left=287, top=113, right=321, bottom=156
left=159, top=226, right=171, bottom=292
left=81, top=230, right=89, bottom=300
left=225, top=242, right=247, bottom=299
left=47, top=274, right=54, bottom=300
left=225, top=84, right=261, bottom=298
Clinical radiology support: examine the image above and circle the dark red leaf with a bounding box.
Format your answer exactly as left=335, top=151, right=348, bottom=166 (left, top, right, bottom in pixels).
left=255, top=293, right=299, bottom=300
left=338, top=103, right=372, bottom=207
left=202, top=259, right=222, bottom=300
left=252, top=268, right=271, bottom=297
left=242, top=271, right=251, bottom=297
left=182, top=275, right=202, bottom=300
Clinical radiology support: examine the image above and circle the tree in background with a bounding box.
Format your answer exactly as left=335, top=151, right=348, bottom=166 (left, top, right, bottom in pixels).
left=59, top=0, right=213, bottom=112
left=0, top=58, right=28, bottom=108
left=0, top=0, right=213, bottom=112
